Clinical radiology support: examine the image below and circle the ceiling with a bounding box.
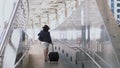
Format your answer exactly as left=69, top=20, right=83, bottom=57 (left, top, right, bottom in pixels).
left=29, top=0, right=63, bottom=19
left=28, top=0, right=77, bottom=27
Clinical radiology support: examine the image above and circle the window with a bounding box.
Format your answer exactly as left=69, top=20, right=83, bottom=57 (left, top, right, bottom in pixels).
left=117, top=15, right=120, bottom=18
left=117, top=9, right=120, bottom=12
left=117, top=3, right=120, bottom=7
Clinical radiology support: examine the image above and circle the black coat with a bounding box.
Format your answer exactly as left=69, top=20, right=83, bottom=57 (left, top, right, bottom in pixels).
left=38, top=30, right=52, bottom=43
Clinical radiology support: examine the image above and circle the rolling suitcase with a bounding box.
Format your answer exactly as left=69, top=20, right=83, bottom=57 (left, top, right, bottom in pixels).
left=48, top=45, right=59, bottom=62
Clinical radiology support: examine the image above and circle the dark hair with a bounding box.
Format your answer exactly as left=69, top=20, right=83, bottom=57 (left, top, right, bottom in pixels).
left=42, top=25, right=50, bottom=31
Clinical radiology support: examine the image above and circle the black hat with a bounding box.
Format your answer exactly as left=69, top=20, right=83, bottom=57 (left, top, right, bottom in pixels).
left=42, top=25, right=49, bottom=29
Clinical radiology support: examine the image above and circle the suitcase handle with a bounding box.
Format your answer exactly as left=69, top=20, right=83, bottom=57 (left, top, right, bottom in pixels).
left=51, top=44, right=54, bottom=52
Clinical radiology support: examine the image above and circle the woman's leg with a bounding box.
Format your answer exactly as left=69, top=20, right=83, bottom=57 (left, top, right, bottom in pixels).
left=44, top=48, right=48, bottom=61
left=42, top=42, right=49, bottom=61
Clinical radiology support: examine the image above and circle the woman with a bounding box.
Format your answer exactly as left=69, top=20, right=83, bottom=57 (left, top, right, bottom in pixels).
left=38, top=25, right=53, bottom=61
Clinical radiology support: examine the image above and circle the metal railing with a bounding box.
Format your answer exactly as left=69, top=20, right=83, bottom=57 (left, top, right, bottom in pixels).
left=0, top=0, right=29, bottom=67
left=0, top=0, right=21, bottom=57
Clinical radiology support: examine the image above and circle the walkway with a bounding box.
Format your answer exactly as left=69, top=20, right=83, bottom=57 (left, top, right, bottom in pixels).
left=26, top=41, right=75, bottom=68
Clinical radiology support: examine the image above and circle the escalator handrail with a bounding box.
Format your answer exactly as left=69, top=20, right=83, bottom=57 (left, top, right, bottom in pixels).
left=94, top=51, right=113, bottom=68
left=14, top=32, right=30, bottom=67
left=58, top=40, right=113, bottom=68
left=57, top=40, right=102, bottom=68
left=79, top=48, right=102, bottom=68
left=81, top=46, right=113, bottom=68
left=0, top=0, right=21, bottom=56
left=14, top=47, right=30, bottom=67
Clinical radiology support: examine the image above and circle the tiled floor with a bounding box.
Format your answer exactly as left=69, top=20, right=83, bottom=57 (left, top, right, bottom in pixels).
left=26, top=42, right=74, bottom=68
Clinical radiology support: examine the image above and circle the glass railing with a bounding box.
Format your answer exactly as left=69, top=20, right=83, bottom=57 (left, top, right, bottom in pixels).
left=0, top=0, right=29, bottom=67
left=50, top=0, right=120, bottom=68
left=55, top=40, right=102, bottom=68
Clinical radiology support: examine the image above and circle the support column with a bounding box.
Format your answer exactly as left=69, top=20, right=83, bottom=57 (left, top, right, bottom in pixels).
left=55, top=9, right=58, bottom=22
left=39, top=17, right=41, bottom=27
left=47, top=14, right=50, bottom=26
left=76, top=0, right=79, bottom=8
left=37, top=15, right=41, bottom=28
left=31, top=19, right=35, bottom=41
left=64, top=1, right=67, bottom=17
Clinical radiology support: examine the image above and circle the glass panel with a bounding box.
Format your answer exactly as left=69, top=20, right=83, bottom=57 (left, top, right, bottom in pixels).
left=51, top=0, right=120, bottom=68
left=76, top=51, right=100, bottom=68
